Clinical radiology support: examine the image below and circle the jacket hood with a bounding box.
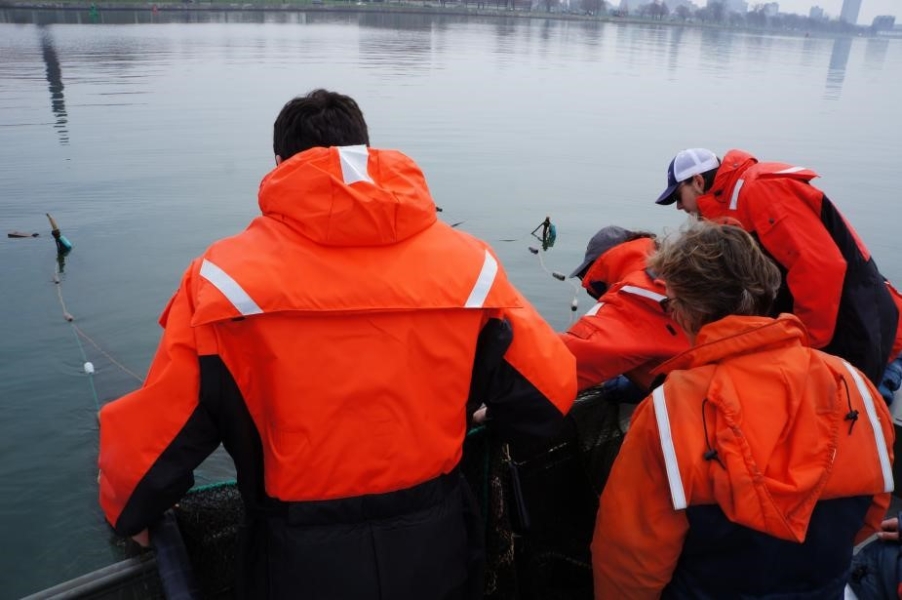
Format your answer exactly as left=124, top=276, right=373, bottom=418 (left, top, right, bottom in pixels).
left=258, top=145, right=438, bottom=247
left=582, top=237, right=655, bottom=293
left=657, top=314, right=868, bottom=542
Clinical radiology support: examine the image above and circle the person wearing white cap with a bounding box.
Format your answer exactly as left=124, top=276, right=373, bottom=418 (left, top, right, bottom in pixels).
left=561, top=226, right=689, bottom=394
left=654, top=147, right=902, bottom=395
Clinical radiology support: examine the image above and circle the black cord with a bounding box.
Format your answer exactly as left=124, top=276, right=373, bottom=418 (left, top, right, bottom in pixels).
left=701, top=398, right=726, bottom=470
left=841, top=376, right=858, bottom=435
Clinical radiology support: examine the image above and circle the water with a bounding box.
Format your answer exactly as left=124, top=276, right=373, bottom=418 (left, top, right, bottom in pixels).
left=1, top=9, right=900, bottom=596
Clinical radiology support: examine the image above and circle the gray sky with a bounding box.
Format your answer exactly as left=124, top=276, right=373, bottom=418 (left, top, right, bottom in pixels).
left=771, top=0, right=898, bottom=23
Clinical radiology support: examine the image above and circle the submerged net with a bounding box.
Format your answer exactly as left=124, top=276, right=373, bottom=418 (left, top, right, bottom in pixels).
left=173, top=482, right=244, bottom=598
left=508, top=385, right=626, bottom=600
left=99, top=385, right=625, bottom=599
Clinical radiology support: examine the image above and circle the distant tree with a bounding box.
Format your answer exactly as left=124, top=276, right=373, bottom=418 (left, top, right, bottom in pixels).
left=648, top=1, right=663, bottom=18
left=652, top=1, right=669, bottom=19
left=746, top=7, right=766, bottom=27
left=582, top=0, right=605, bottom=15
left=638, top=0, right=666, bottom=18
left=674, top=4, right=689, bottom=20
left=708, top=0, right=725, bottom=22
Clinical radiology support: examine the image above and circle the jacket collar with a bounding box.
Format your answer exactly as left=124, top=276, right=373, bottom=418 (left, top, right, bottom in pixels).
left=582, top=237, right=655, bottom=294
left=696, top=149, right=758, bottom=219
left=656, top=313, right=810, bottom=374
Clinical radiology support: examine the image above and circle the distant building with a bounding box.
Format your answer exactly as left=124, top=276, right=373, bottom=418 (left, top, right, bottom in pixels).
left=840, top=0, right=861, bottom=24
left=872, top=15, right=896, bottom=30
left=761, top=1, right=778, bottom=17
left=809, top=5, right=824, bottom=20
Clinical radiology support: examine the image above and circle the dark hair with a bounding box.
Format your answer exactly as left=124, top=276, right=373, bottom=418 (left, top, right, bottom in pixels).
left=272, top=89, right=370, bottom=160
left=701, top=167, right=719, bottom=193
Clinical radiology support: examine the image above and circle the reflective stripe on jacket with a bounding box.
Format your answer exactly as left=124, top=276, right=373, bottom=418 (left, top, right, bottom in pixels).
left=561, top=237, right=689, bottom=391
left=592, top=314, right=894, bottom=599
left=696, top=149, right=899, bottom=385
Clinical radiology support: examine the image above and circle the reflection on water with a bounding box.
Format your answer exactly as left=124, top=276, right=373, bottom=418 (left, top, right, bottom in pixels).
left=699, top=26, right=735, bottom=74
left=826, top=36, right=851, bottom=100
left=39, top=27, right=68, bottom=145
left=864, top=37, right=889, bottom=71
left=667, top=26, right=684, bottom=74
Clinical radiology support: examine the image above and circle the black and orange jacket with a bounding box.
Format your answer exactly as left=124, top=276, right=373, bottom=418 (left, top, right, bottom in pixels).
left=98, top=145, right=576, bottom=535
left=592, top=314, right=894, bottom=599
left=695, top=149, right=899, bottom=385
left=560, top=238, right=689, bottom=391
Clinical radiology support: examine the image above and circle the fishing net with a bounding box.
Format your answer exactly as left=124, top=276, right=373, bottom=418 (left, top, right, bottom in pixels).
left=173, top=482, right=244, bottom=598
left=507, top=385, right=626, bottom=600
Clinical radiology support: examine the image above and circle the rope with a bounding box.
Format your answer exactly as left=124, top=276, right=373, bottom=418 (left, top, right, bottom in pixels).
left=54, top=267, right=101, bottom=410
left=53, top=265, right=144, bottom=405
left=67, top=315, right=101, bottom=411
left=72, top=323, right=143, bottom=383
left=530, top=249, right=581, bottom=325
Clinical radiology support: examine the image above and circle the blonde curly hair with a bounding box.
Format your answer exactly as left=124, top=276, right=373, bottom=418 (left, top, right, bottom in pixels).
left=649, top=221, right=781, bottom=336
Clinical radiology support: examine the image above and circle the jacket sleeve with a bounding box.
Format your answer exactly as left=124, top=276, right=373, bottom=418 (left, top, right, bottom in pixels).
left=562, top=314, right=648, bottom=392
left=98, top=264, right=221, bottom=536
left=592, top=399, right=688, bottom=599
left=561, top=300, right=684, bottom=391
left=749, top=180, right=846, bottom=348
left=474, top=289, right=577, bottom=442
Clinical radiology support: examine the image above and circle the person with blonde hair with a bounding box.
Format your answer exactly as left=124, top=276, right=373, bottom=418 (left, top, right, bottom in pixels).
left=592, top=221, right=894, bottom=599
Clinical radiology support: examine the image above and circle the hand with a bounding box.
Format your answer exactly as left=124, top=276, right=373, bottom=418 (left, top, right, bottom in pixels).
left=876, top=517, right=899, bottom=541
left=472, top=406, right=488, bottom=424
left=131, top=529, right=150, bottom=548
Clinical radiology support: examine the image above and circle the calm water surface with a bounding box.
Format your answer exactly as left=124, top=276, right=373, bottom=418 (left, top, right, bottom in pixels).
left=1, top=9, right=900, bottom=596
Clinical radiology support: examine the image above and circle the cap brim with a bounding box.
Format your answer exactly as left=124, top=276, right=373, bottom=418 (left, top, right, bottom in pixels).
left=569, top=257, right=595, bottom=279
left=655, top=184, right=679, bottom=206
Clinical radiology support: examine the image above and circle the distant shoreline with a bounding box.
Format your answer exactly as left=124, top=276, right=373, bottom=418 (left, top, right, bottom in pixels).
left=0, top=0, right=872, bottom=38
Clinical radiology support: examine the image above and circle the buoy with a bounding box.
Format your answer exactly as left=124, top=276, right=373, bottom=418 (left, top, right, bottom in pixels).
left=46, top=213, right=73, bottom=255
left=84, top=362, right=95, bottom=375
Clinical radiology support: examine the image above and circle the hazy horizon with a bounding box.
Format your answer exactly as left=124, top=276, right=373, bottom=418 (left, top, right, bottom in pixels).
left=746, top=0, right=897, bottom=24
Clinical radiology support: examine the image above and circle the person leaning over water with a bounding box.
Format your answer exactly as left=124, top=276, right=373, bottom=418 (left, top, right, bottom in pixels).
left=97, top=89, right=577, bottom=600
left=560, top=225, right=689, bottom=395
left=654, top=148, right=902, bottom=399
left=592, top=221, right=894, bottom=599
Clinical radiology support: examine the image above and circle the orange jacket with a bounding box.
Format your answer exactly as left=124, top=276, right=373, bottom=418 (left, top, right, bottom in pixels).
left=592, top=314, right=894, bottom=599
left=99, top=146, right=576, bottom=534
left=561, top=238, right=689, bottom=391
left=696, top=149, right=898, bottom=384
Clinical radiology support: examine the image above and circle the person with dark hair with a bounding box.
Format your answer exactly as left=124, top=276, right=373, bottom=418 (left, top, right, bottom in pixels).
left=654, top=148, right=902, bottom=400
left=97, top=89, right=577, bottom=599
left=592, top=221, right=894, bottom=599
left=561, top=226, right=689, bottom=394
